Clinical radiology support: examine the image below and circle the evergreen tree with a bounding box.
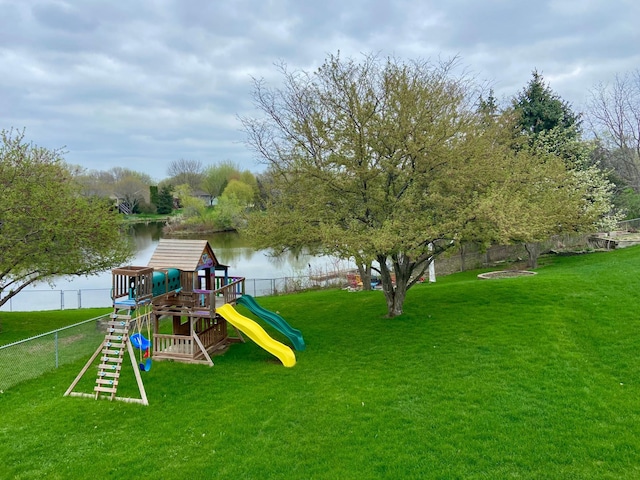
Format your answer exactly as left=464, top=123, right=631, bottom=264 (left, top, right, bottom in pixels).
left=513, top=70, right=581, bottom=139
left=149, top=185, right=159, bottom=211
left=156, top=185, right=174, bottom=214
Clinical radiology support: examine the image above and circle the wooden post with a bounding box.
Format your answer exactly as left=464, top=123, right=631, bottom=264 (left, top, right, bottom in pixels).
left=192, top=331, right=214, bottom=367
left=127, top=340, right=149, bottom=406
left=64, top=343, right=103, bottom=397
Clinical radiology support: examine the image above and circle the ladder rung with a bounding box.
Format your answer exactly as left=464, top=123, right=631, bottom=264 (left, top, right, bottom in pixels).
left=108, top=328, right=127, bottom=334
left=94, top=386, right=117, bottom=394
left=97, top=371, right=119, bottom=378
left=103, top=341, right=126, bottom=349
left=97, top=364, right=121, bottom=370
left=105, top=335, right=124, bottom=341
left=107, top=322, right=129, bottom=328
left=100, top=357, right=123, bottom=364
left=102, top=349, right=122, bottom=355
left=96, top=378, right=119, bottom=386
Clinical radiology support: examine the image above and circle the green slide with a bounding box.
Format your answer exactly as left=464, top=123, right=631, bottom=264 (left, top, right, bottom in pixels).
left=236, top=295, right=306, bottom=351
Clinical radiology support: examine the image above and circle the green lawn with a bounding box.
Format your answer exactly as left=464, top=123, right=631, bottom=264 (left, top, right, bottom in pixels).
left=0, top=308, right=111, bottom=346
left=1, top=247, right=640, bottom=479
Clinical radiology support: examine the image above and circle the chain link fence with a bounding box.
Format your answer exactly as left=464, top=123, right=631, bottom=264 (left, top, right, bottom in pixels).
left=0, top=277, right=343, bottom=391
left=0, top=288, right=113, bottom=312
left=0, top=315, right=109, bottom=391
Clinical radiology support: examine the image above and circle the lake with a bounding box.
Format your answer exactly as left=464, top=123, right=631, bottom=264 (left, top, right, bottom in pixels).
left=1, top=223, right=353, bottom=311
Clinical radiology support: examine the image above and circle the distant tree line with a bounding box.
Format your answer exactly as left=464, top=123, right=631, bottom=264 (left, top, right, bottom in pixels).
left=73, top=158, right=259, bottom=232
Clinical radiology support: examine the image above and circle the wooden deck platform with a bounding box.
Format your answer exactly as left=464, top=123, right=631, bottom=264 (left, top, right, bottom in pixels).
left=150, top=278, right=245, bottom=366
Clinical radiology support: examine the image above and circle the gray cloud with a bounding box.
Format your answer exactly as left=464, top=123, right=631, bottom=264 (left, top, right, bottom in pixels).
left=1, top=0, right=638, bottom=180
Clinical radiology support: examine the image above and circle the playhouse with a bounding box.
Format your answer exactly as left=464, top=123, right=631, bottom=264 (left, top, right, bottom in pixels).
left=145, top=239, right=244, bottom=366
left=65, top=239, right=304, bottom=405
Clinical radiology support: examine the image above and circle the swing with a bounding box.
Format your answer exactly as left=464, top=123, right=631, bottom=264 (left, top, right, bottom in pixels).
left=131, top=306, right=152, bottom=372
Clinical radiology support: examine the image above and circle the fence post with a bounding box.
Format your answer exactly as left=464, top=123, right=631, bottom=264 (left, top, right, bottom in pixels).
left=54, top=331, right=59, bottom=368
left=60, top=290, right=64, bottom=310
left=78, top=290, right=82, bottom=309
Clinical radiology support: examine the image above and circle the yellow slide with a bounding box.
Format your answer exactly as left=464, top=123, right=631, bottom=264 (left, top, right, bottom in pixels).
left=217, top=304, right=296, bottom=367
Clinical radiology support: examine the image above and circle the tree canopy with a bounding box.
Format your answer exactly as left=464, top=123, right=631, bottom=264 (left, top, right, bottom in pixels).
left=509, top=71, right=616, bottom=264
left=242, top=54, right=595, bottom=317
left=513, top=70, right=581, bottom=139
left=167, top=158, right=204, bottom=191
left=0, top=129, right=133, bottom=309
left=587, top=70, right=640, bottom=215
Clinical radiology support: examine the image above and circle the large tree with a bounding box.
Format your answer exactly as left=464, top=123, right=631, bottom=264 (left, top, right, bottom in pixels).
left=201, top=161, right=240, bottom=204
left=587, top=70, right=640, bottom=193
left=167, top=158, right=204, bottom=191
left=0, top=129, right=133, bottom=309
left=242, top=54, right=591, bottom=317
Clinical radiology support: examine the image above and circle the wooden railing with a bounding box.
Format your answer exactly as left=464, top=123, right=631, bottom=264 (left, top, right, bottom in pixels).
left=198, top=321, right=228, bottom=348
left=194, top=277, right=245, bottom=312
left=153, top=334, right=193, bottom=358
left=152, top=278, right=244, bottom=364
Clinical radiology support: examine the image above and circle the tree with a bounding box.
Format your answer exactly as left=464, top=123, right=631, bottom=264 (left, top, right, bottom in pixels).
left=221, top=179, right=255, bottom=206
left=509, top=72, right=616, bottom=265
left=213, top=195, right=245, bottom=231
left=201, top=161, right=240, bottom=204
left=513, top=70, right=581, bottom=141
left=113, top=174, right=148, bottom=214
left=201, top=162, right=259, bottom=206
left=587, top=71, right=640, bottom=193
left=167, top=158, right=204, bottom=191
left=0, top=129, right=132, bottom=309
left=155, top=185, right=174, bottom=214
left=75, top=167, right=153, bottom=213
left=242, top=53, right=586, bottom=317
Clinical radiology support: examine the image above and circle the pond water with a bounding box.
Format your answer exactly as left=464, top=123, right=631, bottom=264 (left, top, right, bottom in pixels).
left=2, top=223, right=352, bottom=311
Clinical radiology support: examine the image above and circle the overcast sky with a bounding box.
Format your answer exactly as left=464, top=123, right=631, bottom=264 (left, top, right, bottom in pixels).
left=1, top=0, right=638, bottom=181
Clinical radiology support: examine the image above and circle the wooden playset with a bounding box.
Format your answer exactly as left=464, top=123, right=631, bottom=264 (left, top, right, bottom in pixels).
left=65, top=239, right=304, bottom=406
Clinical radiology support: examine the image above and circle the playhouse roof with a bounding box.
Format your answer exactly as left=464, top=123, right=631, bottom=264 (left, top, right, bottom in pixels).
left=147, top=239, right=225, bottom=272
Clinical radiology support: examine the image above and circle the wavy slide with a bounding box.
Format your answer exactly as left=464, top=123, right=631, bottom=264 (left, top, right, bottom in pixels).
left=216, top=304, right=296, bottom=367
left=236, top=295, right=306, bottom=351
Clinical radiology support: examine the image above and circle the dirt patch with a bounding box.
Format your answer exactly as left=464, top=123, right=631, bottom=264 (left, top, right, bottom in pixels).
left=477, top=270, right=537, bottom=279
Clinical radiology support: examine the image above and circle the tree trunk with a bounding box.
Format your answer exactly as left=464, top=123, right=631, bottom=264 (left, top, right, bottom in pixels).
left=356, top=263, right=372, bottom=291
left=524, top=242, right=540, bottom=269
left=377, top=254, right=409, bottom=317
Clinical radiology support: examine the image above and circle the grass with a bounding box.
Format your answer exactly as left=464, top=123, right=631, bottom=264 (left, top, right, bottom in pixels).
left=121, top=212, right=178, bottom=223
left=1, top=247, right=640, bottom=478
left=0, top=308, right=111, bottom=346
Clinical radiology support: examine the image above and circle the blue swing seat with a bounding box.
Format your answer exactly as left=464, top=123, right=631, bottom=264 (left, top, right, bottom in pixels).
left=139, top=358, right=152, bottom=372
left=130, top=333, right=151, bottom=350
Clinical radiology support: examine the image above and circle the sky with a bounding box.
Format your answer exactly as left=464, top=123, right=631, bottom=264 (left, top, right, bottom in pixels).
left=1, top=0, right=639, bottom=182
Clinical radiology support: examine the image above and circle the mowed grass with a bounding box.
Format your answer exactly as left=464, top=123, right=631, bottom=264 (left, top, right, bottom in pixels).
left=0, top=308, right=111, bottom=346
left=1, top=247, right=640, bottom=479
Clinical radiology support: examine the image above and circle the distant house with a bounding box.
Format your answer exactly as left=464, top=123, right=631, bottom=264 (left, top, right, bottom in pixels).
left=193, top=190, right=217, bottom=206
left=171, top=191, right=218, bottom=209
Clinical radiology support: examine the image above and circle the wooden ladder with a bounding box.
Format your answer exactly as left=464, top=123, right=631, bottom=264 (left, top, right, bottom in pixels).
left=93, top=313, right=131, bottom=400
left=65, top=307, right=149, bottom=405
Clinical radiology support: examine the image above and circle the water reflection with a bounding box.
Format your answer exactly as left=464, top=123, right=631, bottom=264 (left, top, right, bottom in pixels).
left=38, top=223, right=349, bottom=289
